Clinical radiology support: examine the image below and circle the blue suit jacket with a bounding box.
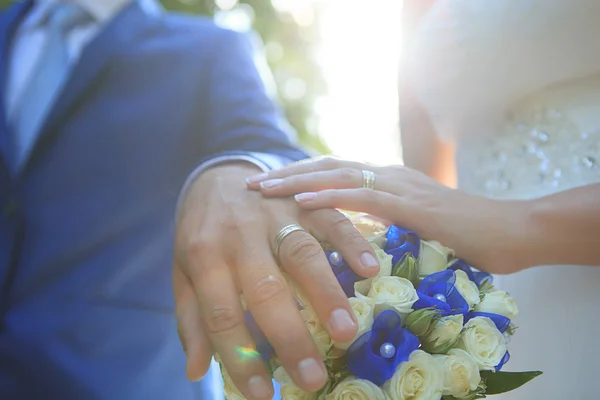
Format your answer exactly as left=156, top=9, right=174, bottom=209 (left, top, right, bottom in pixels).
left=0, top=1, right=306, bottom=399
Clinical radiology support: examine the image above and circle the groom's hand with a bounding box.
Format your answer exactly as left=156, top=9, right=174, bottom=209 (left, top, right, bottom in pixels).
left=173, top=163, right=380, bottom=399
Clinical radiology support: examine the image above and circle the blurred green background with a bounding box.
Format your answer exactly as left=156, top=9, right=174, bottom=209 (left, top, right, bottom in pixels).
left=0, top=0, right=330, bottom=153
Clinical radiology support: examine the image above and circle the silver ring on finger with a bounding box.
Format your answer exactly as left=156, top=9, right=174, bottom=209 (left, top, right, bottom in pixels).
left=273, top=224, right=307, bottom=262
left=361, top=169, right=376, bottom=190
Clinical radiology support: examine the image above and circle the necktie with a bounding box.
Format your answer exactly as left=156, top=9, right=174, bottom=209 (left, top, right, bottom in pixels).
left=12, top=3, right=91, bottom=170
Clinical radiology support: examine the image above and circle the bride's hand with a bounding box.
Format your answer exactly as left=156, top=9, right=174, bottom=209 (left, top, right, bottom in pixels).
left=246, top=157, right=530, bottom=274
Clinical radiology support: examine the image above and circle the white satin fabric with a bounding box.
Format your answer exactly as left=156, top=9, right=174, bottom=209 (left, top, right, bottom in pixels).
left=408, top=1, right=600, bottom=398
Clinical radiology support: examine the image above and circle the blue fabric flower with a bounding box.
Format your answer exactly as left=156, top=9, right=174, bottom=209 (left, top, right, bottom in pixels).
left=449, top=259, right=493, bottom=287
left=496, top=351, right=511, bottom=371
left=413, top=270, right=469, bottom=316
left=346, top=310, right=420, bottom=386
left=465, top=311, right=510, bottom=333
left=325, top=250, right=365, bottom=297
left=384, top=225, right=420, bottom=266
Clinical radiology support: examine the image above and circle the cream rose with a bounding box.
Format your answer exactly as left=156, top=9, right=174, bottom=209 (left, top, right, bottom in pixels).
left=221, top=365, right=246, bottom=400
left=357, top=276, right=418, bottom=317
left=274, top=367, right=317, bottom=400
left=419, top=241, right=454, bottom=276
left=300, top=307, right=333, bottom=357
left=354, top=244, right=393, bottom=295
left=326, top=377, right=388, bottom=400
left=475, top=290, right=519, bottom=320
left=423, top=314, right=463, bottom=353
left=434, top=349, right=481, bottom=398
left=334, top=297, right=375, bottom=350
left=458, top=317, right=507, bottom=371
left=383, top=350, right=443, bottom=400
left=454, top=269, right=481, bottom=309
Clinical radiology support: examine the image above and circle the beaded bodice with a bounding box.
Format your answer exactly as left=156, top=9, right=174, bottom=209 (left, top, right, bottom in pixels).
left=456, top=81, right=600, bottom=200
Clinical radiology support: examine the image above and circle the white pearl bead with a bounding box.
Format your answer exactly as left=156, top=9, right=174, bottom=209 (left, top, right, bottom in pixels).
left=379, top=342, right=396, bottom=359
left=328, top=251, right=343, bottom=267
left=433, top=293, right=447, bottom=303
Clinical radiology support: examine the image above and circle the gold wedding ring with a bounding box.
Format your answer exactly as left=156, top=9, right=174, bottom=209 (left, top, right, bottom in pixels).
left=273, top=224, right=307, bottom=261
left=361, top=169, right=376, bottom=189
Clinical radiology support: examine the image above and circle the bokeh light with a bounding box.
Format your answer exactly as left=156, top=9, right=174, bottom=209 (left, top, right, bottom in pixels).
left=317, top=0, right=402, bottom=165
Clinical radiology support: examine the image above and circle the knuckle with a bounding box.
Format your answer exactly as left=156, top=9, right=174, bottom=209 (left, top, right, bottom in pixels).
left=328, top=211, right=352, bottom=230
left=186, top=234, right=216, bottom=262
left=319, top=156, right=339, bottom=170
left=249, top=274, right=287, bottom=307
left=338, top=168, right=356, bottom=183
left=342, top=229, right=367, bottom=249
left=204, top=305, right=241, bottom=335
left=222, top=215, right=256, bottom=234
left=285, top=237, right=323, bottom=265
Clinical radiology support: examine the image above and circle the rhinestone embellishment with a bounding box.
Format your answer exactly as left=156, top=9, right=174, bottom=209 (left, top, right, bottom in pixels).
left=461, top=106, right=600, bottom=199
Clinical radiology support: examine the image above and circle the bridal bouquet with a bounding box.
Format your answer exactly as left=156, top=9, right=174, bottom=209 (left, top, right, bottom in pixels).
left=219, top=217, right=541, bottom=399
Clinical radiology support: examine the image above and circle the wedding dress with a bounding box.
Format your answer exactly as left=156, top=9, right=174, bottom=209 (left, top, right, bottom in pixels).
left=408, top=1, right=600, bottom=398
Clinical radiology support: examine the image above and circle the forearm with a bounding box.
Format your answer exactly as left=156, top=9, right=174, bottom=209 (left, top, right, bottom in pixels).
left=399, top=94, right=457, bottom=187
left=514, top=183, right=600, bottom=268
left=399, top=0, right=456, bottom=188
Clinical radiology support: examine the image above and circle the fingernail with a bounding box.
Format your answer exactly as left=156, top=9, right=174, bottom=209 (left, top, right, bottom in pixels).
left=294, top=192, right=316, bottom=203
left=248, top=375, right=272, bottom=399
left=297, top=358, right=326, bottom=387
left=360, top=252, right=379, bottom=270
left=260, top=179, right=283, bottom=189
left=246, top=173, right=268, bottom=184
left=328, top=308, right=356, bottom=336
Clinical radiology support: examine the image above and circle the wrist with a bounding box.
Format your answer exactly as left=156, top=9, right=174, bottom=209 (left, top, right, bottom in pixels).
left=500, top=199, right=540, bottom=272
left=178, top=163, right=263, bottom=222
left=197, top=163, right=264, bottom=181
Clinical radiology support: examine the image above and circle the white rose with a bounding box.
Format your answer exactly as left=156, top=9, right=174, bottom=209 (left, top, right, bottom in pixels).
left=300, top=307, right=333, bottom=357
left=326, top=377, right=388, bottom=400
left=357, top=276, right=418, bottom=317
left=419, top=241, right=454, bottom=276
left=334, top=297, right=375, bottom=350
left=221, top=365, right=246, bottom=400
left=383, top=350, right=443, bottom=400
left=354, top=244, right=393, bottom=295
left=424, top=314, right=463, bottom=353
left=434, top=349, right=481, bottom=398
left=274, top=367, right=317, bottom=400
left=475, top=290, right=519, bottom=320
left=458, top=317, right=507, bottom=371
left=454, top=269, right=481, bottom=309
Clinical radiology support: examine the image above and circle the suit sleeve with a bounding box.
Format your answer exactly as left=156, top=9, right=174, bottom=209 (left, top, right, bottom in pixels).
left=176, top=28, right=310, bottom=212
left=198, top=28, right=308, bottom=162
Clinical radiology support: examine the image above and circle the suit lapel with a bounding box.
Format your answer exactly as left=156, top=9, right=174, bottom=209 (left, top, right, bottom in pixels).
left=0, top=0, right=32, bottom=173
left=21, top=1, right=162, bottom=174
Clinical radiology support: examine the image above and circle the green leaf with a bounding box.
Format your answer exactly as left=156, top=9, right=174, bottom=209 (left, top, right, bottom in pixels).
left=505, top=324, right=518, bottom=336
left=480, top=370, right=543, bottom=395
